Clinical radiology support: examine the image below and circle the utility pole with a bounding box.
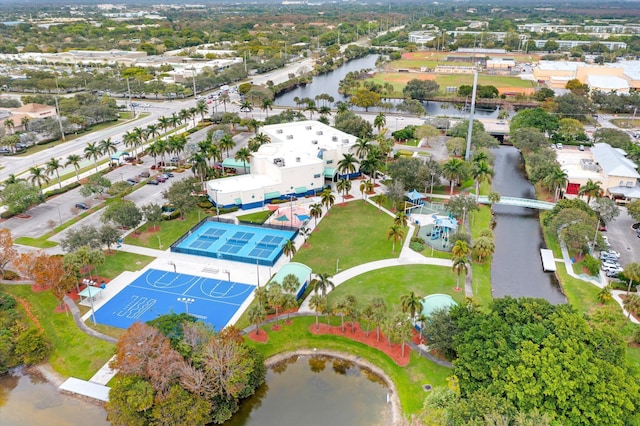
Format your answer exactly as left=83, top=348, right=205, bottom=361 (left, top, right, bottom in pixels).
left=191, top=66, right=197, bottom=98
left=464, top=65, right=479, bottom=161
left=54, top=77, right=65, bottom=142
left=126, top=77, right=135, bottom=117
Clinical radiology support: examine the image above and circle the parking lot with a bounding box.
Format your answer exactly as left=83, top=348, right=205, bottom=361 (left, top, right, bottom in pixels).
left=606, top=206, right=639, bottom=269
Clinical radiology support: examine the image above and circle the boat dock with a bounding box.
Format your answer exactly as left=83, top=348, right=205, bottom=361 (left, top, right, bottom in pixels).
left=540, top=249, right=557, bottom=272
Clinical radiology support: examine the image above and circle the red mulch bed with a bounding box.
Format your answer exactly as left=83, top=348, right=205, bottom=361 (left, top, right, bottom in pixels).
left=15, top=214, right=31, bottom=219
left=309, top=321, right=412, bottom=366
left=246, top=329, right=269, bottom=343
left=344, top=194, right=354, bottom=199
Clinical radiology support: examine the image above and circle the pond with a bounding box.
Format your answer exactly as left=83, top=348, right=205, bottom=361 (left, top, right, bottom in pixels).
left=224, top=354, right=392, bottom=426
left=0, top=367, right=109, bottom=426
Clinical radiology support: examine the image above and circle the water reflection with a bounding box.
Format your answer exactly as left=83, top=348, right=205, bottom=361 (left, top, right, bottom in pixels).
left=224, top=355, right=390, bottom=426
left=0, top=367, right=109, bottom=426
left=490, top=146, right=566, bottom=304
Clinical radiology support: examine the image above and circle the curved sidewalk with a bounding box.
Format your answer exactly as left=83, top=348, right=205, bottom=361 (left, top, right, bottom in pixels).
left=298, top=256, right=452, bottom=313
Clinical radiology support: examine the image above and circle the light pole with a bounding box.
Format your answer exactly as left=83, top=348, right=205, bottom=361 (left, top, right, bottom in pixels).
left=157, top=235, right=162, bottom=250
left=177, top=297, right=194, bottom=314
left=213, top=188, right=220, bottom=221
left=430, top=172, right=435, bottom=204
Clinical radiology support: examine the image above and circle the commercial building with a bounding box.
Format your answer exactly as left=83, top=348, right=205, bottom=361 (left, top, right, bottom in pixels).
left=557, top=143, right=640, bottom=203
left=533, top=60, right=640, bottom=92
left=206, top=121, right=358, bottom=210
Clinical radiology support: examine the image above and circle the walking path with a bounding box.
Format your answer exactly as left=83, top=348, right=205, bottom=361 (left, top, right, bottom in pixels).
left=558, top=237, right=639, bottom=324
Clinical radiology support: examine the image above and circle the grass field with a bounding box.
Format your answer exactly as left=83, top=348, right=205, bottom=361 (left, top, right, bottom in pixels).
left=293, top=200, right=402, bottom=274
left=94, top=251, right=154, bottom=279
left=400, top=51, right=541, bottom=63
left=469, top=206, right=494, bottom=307
left=245, top=316, right=451, bottom=415
left=0, top=284, right=115, bottom=380
left=327, top=265, right=465, bottom=309
left=125, top=208, right=209, bottom=249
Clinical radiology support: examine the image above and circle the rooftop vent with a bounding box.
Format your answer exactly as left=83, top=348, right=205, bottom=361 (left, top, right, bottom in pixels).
left=342, top=138, right=350, bottom=143
left=276, top=129, right=283, bottom=134
left=305, top=125, right=312, bottom=130
left=311, top=140, right=318, bottom=144
left=296, top=157, right=301, bottom=162
left=286, top=135, right=294, bottom=139
left=332, top=136, right=338, bottom=141
left=316, top=130, right=323, bottom=135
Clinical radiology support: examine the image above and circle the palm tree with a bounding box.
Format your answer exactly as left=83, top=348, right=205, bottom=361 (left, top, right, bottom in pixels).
left=311, top=272, right=335, bottom=296
left=195, top=100, right=208, bottom=122
left=472, top=236, right=495, bottom=263
left=267, top=284, right=286, bottom=327
left=65, top=154, right=82, bottom=183
left=310, top=203, right=323, bottom=226
left=452, top=256, right=469, bottom=291
left=122, top=130, right=138, bottom=159
left=386, top=224, right=405, bottom=253
left=336, top=179, right=350, bottom=204
left=354, top=138, right=371, bottom=160
left=370, top=297, right=387, bottom=342
left=146, top=124, right=160, bottom=142
left=624, top=262, right=640, bottom=294
left=158, top=116, right=171, bottom=140
left=99, top=138, right=117, bottom=157
left=21, top=116, right=30, bottom=132
left=240, top=100, right=253, bottom=117
left=253, top=132, right=271, bottom=146
left=29, top=166, right=50, bottom=189
left=442, top=158, right=466, bottom=195
left=623, top=294, right=640, bottom=319
left=320, top=189, right=335, bottom=210
left=359, top=179, right=374, bottom=202
left=190, top=152, right=209, bottom=190
left=487, top=191, right=501, bottom=213
left=452, top=240, right=472, bottom=259
left=282, top=239, right=297, bottom=259
left=304, top=101, right=317, bottom=119
left=309, top=294, right=326, bottom=330
left=335, top=297, right=349, bottom=332
left=373, top=112, right=386, bottom=132
left=219, top=134, right=235, bottom=158
left=234, top=147, right=252, bottom=173
left=261, top=98, right=273, bottom=117
left=84, top=142, right=102, bottom=173
left=337, top=153, right=359, bottom=180
left=401, top=291, right=423, bottom=322
left=543, top=167, right=568, bottom=202
left=375, top=193, right=387, bottom=212
left=578, top=179, right=604, bottom=205
left=281, top=273, right=300, bottom=295
left=3, top=118, right=15, bottom=135
left=472, top=160, right=493, bottom=200
left=394, top=211, right=408, bottom=227
left=45, top=157, right=63, bottom=189
left=219, top=92, right=230, bottom=112
left=597, top=285, right=612, bottom=304
left=247, top=303, right=266, bottom=335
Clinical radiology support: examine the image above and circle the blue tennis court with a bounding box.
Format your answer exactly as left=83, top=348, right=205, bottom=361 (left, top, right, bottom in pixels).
left=93, top=269, right=255, bottom=330
left=172, top=221, right=297, bottom=266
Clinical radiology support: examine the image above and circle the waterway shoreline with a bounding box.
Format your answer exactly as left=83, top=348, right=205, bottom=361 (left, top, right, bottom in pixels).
left=265, top=348, right=404, bottom=426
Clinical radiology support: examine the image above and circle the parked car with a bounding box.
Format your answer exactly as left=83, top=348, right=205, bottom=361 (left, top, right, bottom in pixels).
left=603, top=249, right=620, bottom=258
left=147, top=179, right=159, bottom=185
left=160, top=173, right=173, bottom=180
left=75, top=202, right=89, bottom=210
left=139, top=171, right=151, bottom=178
left=126, top=179, right=137, bottom=186
left=556, top=143, right=563, bottom=149
left=155, top=176, right=167, bottom=183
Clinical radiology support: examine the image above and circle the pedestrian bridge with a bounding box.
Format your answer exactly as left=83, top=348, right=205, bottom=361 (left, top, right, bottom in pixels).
left=476, top=195, right=555, bottom=210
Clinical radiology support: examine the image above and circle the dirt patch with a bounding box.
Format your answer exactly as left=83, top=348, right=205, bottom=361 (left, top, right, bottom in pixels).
left=382, top=73, right=436, bottom=84
left=499, top=86, right=535, bottom=96
left=309, top=322, right=411, bottom=367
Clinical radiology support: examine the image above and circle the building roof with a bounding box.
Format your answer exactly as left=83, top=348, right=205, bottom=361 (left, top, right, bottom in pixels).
left=261, top=121, right=357, bottom=155
left=207, top=173, right=278, bottom=193
left=587, top=75, right=629, bottom=90
left=537, top=61, right=579, bottom=71
left=420, top=294, right=458, bottom=318
left=591, top=143, right=640, bottom=178
left=270, top=262, right=312, bottom=291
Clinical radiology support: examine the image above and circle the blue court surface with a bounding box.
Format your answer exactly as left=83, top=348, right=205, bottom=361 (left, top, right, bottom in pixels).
left=94, top=269, right=255, bottom=330
left=173, top=221, right=296, bottom=266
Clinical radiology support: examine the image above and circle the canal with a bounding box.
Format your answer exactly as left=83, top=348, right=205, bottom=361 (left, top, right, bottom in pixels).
left=490, top=146, right=566, bottom=304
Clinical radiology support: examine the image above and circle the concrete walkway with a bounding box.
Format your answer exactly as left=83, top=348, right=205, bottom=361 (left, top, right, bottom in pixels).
left=558, top=236, right=639, bottom=324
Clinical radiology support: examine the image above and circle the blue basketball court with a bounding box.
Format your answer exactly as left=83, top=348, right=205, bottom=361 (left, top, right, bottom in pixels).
left=94, top=269, right=255, bottom=330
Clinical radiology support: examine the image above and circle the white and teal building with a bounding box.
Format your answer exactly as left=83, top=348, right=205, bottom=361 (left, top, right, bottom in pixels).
left=206, top=121, right=358, bottom=210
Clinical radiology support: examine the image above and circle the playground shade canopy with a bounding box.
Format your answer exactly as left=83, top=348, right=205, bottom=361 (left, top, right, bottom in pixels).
left=421, top=294, right=458, bottom=318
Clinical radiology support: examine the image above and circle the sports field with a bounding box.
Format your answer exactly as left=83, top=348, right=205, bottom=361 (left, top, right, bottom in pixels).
left=94, top=269, right=255, bottom=330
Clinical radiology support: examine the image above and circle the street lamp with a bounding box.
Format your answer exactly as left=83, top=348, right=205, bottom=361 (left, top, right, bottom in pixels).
left=177, top=297, right=195, bottom=314
left=212, top=188, right=220, bottom=221
left=430, top=172, right=435, bottom=204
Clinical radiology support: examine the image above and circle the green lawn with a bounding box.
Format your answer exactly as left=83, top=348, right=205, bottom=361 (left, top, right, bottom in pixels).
left=245, top=316, right=451, bottom=416
left=293, top=201, right=402, bottom=274
left=125, top=209, right=209, bottom=249
left=327, top=265, right=465, bottom=310
left=94, top=251, right=155, bottom=279
left=469, top=206, right=494, bottom=307
left=0, top=285, right=115, bottom=380
left=237, top=210, right=274, bottom=224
